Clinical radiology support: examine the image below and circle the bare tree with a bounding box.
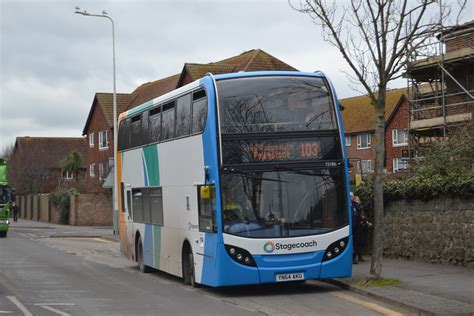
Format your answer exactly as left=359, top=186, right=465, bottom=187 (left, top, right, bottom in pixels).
left=290, top=0, right=465, bottom=280
left=0, top=143, right=14, bottom=159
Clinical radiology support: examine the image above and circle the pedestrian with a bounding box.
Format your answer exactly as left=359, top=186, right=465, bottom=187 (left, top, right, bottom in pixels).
left=357, top=209, right=372, bottom=261
left=350, top=192, right=361, bottom=264
left=12, top=202, right=19, bottom=222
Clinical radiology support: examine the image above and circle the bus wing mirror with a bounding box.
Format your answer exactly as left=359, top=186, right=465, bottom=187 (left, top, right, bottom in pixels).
left=200, top=186, right=211, bottom=200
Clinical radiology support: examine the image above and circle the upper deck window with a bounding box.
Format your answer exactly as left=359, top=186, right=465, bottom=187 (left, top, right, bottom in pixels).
left=217, top=76, right=336, bottom=134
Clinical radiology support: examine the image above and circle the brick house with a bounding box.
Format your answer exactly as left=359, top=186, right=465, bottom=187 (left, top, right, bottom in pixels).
left=340, top=87, right=410, bottom=178
left=82, top=93, right=135, bottom=192
left=8, top=137, right=87, bottom=194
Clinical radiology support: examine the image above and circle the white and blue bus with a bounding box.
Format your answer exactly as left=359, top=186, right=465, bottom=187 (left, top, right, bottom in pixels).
left=117, top=71, right=352, bottom=287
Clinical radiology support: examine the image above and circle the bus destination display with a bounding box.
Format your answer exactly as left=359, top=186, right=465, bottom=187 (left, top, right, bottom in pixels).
left=221, top=137, right=343, bottom=165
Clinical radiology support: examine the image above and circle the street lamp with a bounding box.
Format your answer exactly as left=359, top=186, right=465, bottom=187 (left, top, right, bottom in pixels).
left=75, top=7, right=119, bottom=235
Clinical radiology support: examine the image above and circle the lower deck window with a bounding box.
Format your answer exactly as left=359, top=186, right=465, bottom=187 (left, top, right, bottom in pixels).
left=132, top=187, right=164, bottom=225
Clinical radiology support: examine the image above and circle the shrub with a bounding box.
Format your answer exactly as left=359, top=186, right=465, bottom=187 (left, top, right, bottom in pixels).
left=51, top=188, right=78, bottom=225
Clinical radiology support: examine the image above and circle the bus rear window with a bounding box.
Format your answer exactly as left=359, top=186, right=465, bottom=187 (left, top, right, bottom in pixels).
left=217, top=76, right=336, bottom=134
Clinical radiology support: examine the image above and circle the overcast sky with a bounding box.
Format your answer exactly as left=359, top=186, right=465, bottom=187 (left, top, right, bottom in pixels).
left=1, top=0, right=472, bottom=151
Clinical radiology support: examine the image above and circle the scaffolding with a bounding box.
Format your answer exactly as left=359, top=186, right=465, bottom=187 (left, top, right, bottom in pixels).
left=406, top=16, right=474, bottom=160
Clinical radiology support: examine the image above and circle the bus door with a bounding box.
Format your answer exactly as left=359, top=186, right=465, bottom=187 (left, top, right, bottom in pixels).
left=197, top=185, right=217, bottom=258
left=124, top=185, right=135, bottom=253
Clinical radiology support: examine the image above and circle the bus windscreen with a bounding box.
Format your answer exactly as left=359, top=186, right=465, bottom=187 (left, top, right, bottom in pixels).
left=221, top=168, right=348, bottom=238
left=217, top=76, right=336, bottom=134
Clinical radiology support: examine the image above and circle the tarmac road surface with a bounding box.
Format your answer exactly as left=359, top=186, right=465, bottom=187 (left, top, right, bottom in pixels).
left=0, top=222, right=410, bottom=315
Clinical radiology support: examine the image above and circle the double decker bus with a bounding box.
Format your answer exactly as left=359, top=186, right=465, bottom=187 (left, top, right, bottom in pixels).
left=117, top=71, right=351, bottom=286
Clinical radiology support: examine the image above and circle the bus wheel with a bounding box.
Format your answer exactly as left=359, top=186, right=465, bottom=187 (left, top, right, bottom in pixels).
left=182, top=247, right=198, bottom=287
left=0, top=232, right=6, bottom=238
left=137, top=236, right=151, bottom=273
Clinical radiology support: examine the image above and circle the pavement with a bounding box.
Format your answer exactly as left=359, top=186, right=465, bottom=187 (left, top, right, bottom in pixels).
left=8, top=219, right=474, bottom=315
left=330, top=257, right=474, bottom=315
left=7, top=218, right=119, bottom=241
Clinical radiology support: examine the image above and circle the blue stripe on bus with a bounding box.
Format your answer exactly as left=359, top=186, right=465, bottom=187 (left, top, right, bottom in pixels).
left=324, top=75, right=353, bottom=234
left=199, top=76, right=221, bottom=284
left=200, top=233, right=218, bottom=285
left=144, top=224, right=154, bottom=267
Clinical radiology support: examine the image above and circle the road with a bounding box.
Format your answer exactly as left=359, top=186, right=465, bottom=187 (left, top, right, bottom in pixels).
left=0, top=222, right=409, bottom=315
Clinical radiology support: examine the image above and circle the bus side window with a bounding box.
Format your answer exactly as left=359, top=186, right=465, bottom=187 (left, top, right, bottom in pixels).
left=131, top=114, right=142, bottom=148
left=162, top=101, right=176, bottom=141
left=142, top=188, right=151, bottom=223
left=150, top=187, right=164, bottom=226
left=192, top=90, right=207, bottom=134
left=198, top=185, right=216, bottom=232
left=132, top=188, right=143, bottom=223
left=118, top=120, right=126, bottom=151
left=175, top=93, right=192, bottom=138
left=148, top=106, right=161, bottom=144
left=126, top=190, right=132, bottom=217
left=141, top=110, right=149, bottom=145
left=126, top=118, right=132, bottom=150
left=120, top=182, right=125, bottom=212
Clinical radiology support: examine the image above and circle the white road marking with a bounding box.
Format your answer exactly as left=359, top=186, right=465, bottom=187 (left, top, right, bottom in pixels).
left=34, top=303, right=75, bottom=306
left=6, top=296, right=32, bottom=316
left=332, top=292, right=405, bottom=316
left=39, top=305, right=71, bottom=316
left=19, top=233, right=29, bottom=238
left=0, top=311, right=13, bottom=314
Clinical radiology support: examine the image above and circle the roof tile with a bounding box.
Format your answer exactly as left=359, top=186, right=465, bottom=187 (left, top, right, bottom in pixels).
left=14, top=137, right=87, bottom=169
left=340, top=87, right=408, bottom=133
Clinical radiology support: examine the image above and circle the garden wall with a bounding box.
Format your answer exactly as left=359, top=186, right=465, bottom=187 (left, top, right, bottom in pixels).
left=384, top=197, right=473, bottom=267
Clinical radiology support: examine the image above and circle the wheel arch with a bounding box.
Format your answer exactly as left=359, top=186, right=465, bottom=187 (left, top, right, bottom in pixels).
left=134, top=230, right=142, bottom=262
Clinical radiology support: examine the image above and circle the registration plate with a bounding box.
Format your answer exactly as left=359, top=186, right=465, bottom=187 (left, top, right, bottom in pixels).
left=276, top=273, right=304, bottom=282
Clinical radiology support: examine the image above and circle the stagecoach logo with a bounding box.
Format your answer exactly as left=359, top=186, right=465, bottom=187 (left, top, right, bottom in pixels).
left=263, top=242, right=275, bottom=253
left=263, top=240, right=318, bottom=253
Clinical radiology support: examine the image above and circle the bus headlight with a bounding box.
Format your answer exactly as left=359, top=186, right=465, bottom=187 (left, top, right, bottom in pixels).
left=225, top=245, right=256, bottom=267
left=322, top=237, right=349, bottom=262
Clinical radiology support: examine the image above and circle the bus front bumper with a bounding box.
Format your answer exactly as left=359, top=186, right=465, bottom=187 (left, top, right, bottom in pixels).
left=204, top=240, right=352, bottom=287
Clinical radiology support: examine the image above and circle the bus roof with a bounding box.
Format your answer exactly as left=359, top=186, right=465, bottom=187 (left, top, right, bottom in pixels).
left=121, top=71, right=328, bottom=120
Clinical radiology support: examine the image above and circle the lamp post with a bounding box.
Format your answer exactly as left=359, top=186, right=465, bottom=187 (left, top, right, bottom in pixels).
left=75, top=7, right=119, bottom=235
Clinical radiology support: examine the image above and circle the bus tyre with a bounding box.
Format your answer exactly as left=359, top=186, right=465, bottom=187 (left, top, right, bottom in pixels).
left=183, top=248, right=199, bottom=287
left=137, top=236, right=151, bottom=273
left=0, top=232, right=6, bottom=238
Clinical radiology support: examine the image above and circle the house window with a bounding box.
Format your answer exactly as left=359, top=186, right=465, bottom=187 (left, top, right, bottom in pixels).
left=360, top=160, right=372, bottom=173
left=62, top=170, right=73, bottom=180
left=89, top=133, right=94, bottom=147
left=392, top=129, right=408, bottom=146
left=345, top=135, right=351, bottom=146
left=90, top=164, right=95, bottom=177
left=99, top=130, right=109, bottom=150
left=99, top=163, right=104, bottom=180
left=393, top=158, right=409, bottom=172
left=357, top=133, right=371, bottom=149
